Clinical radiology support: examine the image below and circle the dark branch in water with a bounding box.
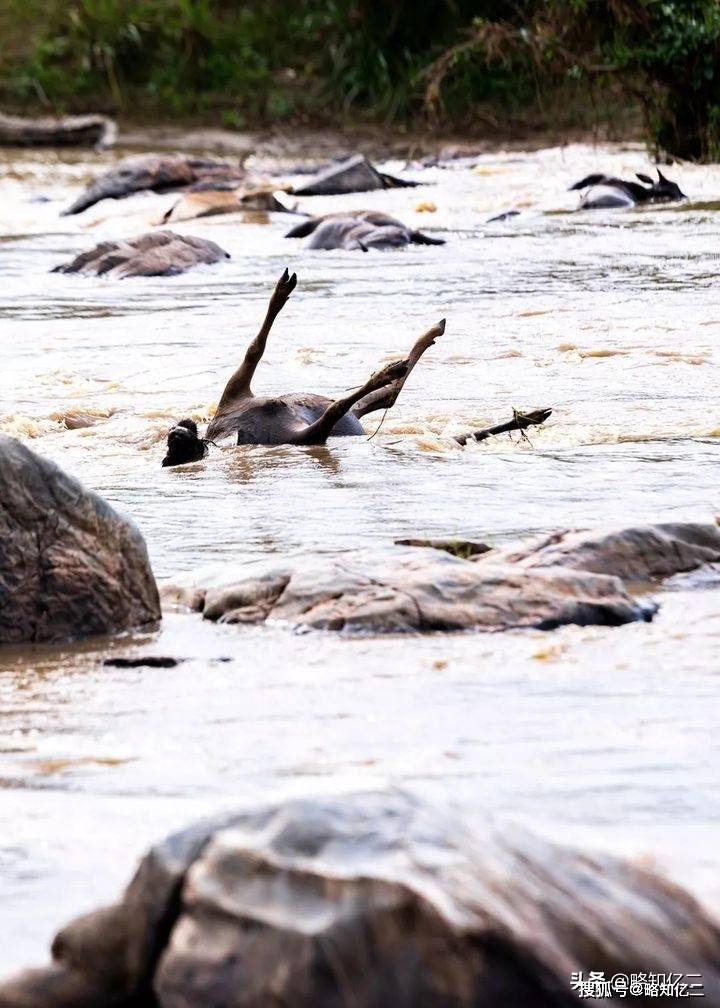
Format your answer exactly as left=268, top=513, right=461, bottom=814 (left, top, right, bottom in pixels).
left=455, top=407, right=552, bottom=447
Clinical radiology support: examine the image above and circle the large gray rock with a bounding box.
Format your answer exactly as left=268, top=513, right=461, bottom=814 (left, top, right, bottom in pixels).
left=2, top=791, right=719, bottom=1007
left=494, top=521, right=720, bottom=581
left=161, top=546, right=656, bottom=633
left=0, top=435, right=160, bottom=644
left=52, top=231, right=229, bottom=279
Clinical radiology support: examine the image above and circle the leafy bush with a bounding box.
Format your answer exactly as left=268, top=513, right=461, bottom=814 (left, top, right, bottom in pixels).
left=424, top=0, right=720, bottom=159
left=1, top=0, right=719, bottom=159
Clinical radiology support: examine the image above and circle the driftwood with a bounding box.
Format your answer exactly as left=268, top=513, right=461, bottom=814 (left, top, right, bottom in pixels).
left=455, top=407, right=552, bottom=446
left=51, top=231, right=230, bottom=279
left=0, top=112, right=116, bottom=148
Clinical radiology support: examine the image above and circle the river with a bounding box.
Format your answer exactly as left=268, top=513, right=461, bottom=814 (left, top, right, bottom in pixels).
left=1, top=139, right=719, bottom=972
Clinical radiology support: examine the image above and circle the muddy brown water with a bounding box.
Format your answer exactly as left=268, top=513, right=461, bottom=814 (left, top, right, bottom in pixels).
left=1, top=141, right=720, bottom=972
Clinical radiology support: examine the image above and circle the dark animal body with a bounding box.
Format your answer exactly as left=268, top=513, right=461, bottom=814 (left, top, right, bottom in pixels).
left=162, top=270, right=443, bottom=466
left=292, top=154, right=420, bottom=196
left=570, top=169, right=686, bottom=209
left=285, top=211, right=445, bottom=251
left=63, top=153, right=246, bottom=215
left=162, top=271, right=552, bottom=467
left=52, top=231, right=229, bottom=278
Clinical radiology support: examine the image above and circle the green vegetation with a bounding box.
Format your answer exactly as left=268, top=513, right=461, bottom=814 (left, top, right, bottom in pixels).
left=1, top=1, right=719, bottom=159
left=424, top=1, right=720, bottom=160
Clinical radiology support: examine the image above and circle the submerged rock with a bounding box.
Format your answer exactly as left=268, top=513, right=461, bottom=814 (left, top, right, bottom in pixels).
left=293, top=154, right=420, bottom=196
left=0, top=434, right=160, bottom=645
left=103, top=656, right=181, bottom=669
left=0, top=112, right=116, bottom=149
left=495, top=521, right=720, bottom=582
left=161, top=522, right=720, bottom=636
left=62, top=153, right=246, bottom=216
left=486, top=208, right=521, bottom=223
left=162, top=545, right=655, bottom=633
left=52, top=231, right=230, bottom=279
left=2, top=790, right=719, bottom=1007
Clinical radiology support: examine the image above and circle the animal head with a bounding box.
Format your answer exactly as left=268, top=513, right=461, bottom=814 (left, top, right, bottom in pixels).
left=637, top=170, right=686, bottom=202
left=655, top=169, right=686, bottom=201
left=162, top=419, right=209, bottom=467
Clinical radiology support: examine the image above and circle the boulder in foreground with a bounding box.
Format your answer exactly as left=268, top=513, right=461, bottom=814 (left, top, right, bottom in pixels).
left=2, top=790, right=719, bottom=1006
left=0, top=112, right=115, bottom=149
left=0, top=435, right=160, bottom=644
left=52, top=231, right=230, bottom=278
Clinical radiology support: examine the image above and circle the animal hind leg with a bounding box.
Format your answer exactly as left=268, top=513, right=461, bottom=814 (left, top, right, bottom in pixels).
left=352, top=319, right=445, bottom=418
left=292, top=360, right=410, bottom=446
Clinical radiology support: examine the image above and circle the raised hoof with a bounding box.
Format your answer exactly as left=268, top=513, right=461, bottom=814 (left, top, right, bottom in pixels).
left=368, top=360, right=409, bottom=391
left=271, top=268, right=298, bottom=309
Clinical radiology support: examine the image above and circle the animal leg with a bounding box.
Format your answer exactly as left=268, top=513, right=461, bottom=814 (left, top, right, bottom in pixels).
left=292, top=360, right=410, bottom=446
left=352, top=319, right=445, bottom=418
left=207, top=268, right=297, bottom=440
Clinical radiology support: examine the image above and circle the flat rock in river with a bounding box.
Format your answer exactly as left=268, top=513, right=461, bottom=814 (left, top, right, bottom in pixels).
left=0, top=434, right=160, bottom=645
left=493, top=521, right=720, bottom=582
left=52, top=230, right=230, bottom=278
left=293, top=154, right=420, bottom=196
left=2, top=790, right=719, bottom=1007
left=161, top=546, right=656, bottom=633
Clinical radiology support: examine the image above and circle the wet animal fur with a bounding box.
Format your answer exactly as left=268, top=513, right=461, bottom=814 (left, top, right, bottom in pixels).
left=285, top=211, right=445, bottom=250
left=162, top=270, right=444, bottom=465
left=569, top=169, right=686, bottom=209
left=162, top=419, right=209, bottom=467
